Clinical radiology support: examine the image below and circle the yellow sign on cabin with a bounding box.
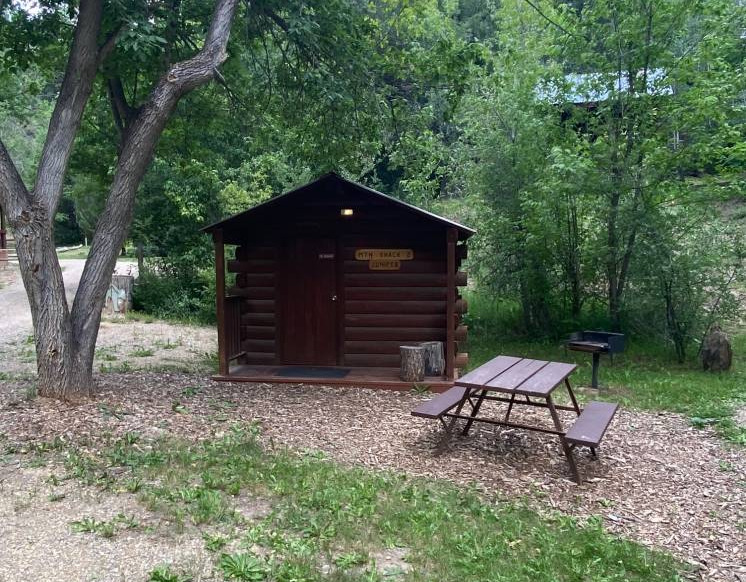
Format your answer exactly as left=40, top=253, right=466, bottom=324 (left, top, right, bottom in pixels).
left=355, top=248, right=414, bottom=261
left=369, top=259, right=401, bottom=270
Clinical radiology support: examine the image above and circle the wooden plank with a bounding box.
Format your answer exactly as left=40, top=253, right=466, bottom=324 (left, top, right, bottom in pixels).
left=411, top=386, right=468, bottom=419
left=336, top=236, right=346, bottom=366
left=214, top=229, right=228, bottom=376
left=454, top=352, right=469, bottom=369
left=345, top=300, right=446, bottom=314
left=515, top=362, right=577, bottom=396
left=343, top=260, right=446, bottom=274
left=345, top=327, right=446, bottom=341
left=345, top=353, right=401, bottom=367
left=455, top=271, right=467, bottom=287
left=344, top=314, right=446, bottom=327
left=345, top=273, right=447, bottom=287
left=486, top=358, right=549, bottom=391
left=345, top=287, right=448, bottom=301
left=240, top=325, right=275, bottom=339
left=235, top=246, right=276, bottom=260
left=446, top=228, right=456, bottom=380
left=228, top=259, right=276, bottom=273
left=241, top=300, right=275, bottom=313
left=455, top=355, right=522, bottom=389
left=240, top=339, right=276, bottom=353
left=225, top=296, right=242, bottom=362
left=241, top=352, right=276, bottom=365
left=241, top=313, right=275, bottom=325
left=565, top=401, right=619, bottom=447
left=455, top=325, right=468, bottom=341
left=219, top=365, right=454, bottom=392
left=345, top=340, right=419, bottom=354
left=226, top=287, right=275, bottom=299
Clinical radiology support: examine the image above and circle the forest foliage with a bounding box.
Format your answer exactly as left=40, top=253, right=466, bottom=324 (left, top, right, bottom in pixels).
left=1, top=0, right=744, bottom=361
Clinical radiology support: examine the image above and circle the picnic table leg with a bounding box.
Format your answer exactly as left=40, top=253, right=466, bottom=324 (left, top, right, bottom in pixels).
left=461, top=390, right=487, bottom=435
left=546, top=394, right=581, bottom=484
left=443, top=389, right=474, bottom=434
left=565, top=379, right=581, bottom=416
left=504, top=392, right=518, bottom=422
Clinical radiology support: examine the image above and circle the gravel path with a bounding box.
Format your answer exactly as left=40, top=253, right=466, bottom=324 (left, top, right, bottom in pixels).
left=0, top=263, right=216, bottom=376
left=0, top=261, right=95, bottom=347
left=0, top=462, right=215, bottom=582
left=1, top=373, right=744, bottom=582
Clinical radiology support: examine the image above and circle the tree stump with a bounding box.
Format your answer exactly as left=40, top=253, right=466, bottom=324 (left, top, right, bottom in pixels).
left=419, top=341, right=445, bottom=376
left=400, top=345, right=425, bottom=382
left=105, top=275, right=135, bottom=314
left=701, top=325, right=732, bottom=372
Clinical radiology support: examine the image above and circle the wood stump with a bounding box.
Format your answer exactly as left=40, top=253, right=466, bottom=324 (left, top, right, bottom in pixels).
left=400, top=345, right=425, bottom=382
left=419, top=341, right=445, bottom=376
left=105, top=274, right=135, bottom=314
left=702, top=325, right=732, bottom=372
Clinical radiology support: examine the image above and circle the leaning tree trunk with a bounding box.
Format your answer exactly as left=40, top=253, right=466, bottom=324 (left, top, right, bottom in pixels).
left=0, top=0, right=238, bottom=400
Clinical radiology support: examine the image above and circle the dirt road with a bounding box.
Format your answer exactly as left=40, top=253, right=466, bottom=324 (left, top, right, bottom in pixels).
left=0, top=260, right=137, bottom=355
left=0, top=260, right=215, bottom=376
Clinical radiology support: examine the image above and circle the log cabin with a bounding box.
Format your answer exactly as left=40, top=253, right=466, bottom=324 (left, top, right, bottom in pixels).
left=203, top=172, right=474, bottom=390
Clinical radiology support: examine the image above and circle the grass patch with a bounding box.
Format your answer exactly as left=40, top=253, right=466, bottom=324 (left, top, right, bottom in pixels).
left=61, top=426, right=686, bottom=581
left=464, top=293, right=746, bottom=443
left=56, top=246, right=133, bottom=262
left=130, top=346, right=156, bottom=358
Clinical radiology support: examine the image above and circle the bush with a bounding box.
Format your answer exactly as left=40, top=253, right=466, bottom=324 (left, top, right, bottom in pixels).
left=132, top=255, right=216, bottom=325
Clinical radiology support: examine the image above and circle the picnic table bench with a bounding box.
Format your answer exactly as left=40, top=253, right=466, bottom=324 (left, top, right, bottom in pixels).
left=412, top=355, right=619, bottom=484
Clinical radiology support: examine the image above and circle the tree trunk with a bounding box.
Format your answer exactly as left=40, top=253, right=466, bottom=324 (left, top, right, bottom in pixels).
left=13, top=210, right=96, bottom=398
left=419, top=341, right=445, bottom=376
left=0, top=0, right=239, bottom=400
left=400, top=346, right=425, bottom=382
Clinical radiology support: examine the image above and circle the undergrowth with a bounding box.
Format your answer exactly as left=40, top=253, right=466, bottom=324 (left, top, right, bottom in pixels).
left=56, top=425, right=686, bottom=582
left=464, top=293, right=746, bottom=444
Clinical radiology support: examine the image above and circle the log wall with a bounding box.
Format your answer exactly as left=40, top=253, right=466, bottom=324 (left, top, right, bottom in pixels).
left=227, top=244, right=278, bottom=365
left=225, top=234, right=468, bottom=375
left=341, top=235, right=467, bottom=372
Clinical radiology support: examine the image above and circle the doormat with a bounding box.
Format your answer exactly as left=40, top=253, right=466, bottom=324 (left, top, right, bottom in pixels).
left=275, top=366, right=351, bottom=379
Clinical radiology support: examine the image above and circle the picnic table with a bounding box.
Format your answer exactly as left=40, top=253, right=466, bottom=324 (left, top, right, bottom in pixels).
left=412, top=355, right=618, bottom=483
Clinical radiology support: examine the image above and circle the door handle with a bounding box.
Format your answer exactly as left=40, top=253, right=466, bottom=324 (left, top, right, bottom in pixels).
left=331, top=295, right=338, bottom=301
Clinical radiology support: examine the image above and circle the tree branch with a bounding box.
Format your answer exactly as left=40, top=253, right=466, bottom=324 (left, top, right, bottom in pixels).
left=106, top=77, right=139, bottom=139
left=522, top=0, right=577, bottom=38
left=71, top=0, right=239, bottom=342
left=0, top=139, right=31, bottom=222
left=98, top=24, right=126, bottom=66
left=33, top=0, right=104, bottom=214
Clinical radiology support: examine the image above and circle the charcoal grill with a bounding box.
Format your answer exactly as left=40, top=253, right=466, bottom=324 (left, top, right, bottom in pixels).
left=566, top=331, right=625, bottom=388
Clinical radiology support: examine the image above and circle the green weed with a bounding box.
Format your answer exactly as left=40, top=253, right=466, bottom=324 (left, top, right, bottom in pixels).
left=148, top=565, right=192, bottom=582
left=68, top=426, right=686, bottom=582
left=219, top=552, right=267, bottom=581
left=130, top=346, right=156, bottom=357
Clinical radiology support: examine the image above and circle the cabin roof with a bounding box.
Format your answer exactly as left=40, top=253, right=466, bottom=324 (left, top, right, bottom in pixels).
left=202, top=172, right=475, bottom=240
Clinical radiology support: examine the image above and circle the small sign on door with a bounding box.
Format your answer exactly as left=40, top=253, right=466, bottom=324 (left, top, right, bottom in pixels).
left=318, top=253, right=335, bottom=259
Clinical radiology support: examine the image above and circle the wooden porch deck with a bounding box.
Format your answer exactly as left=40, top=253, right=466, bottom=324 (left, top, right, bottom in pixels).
left=212, top=365, right=454, bottom=392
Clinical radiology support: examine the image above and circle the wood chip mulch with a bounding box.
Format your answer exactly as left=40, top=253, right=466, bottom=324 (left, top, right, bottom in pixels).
left=0, top=373, right=744, bottom=582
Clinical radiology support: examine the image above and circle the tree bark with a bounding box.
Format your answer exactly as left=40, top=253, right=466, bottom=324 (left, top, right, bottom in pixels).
left=0, top=0, right=239, bottom=400
left=400, top=346, right=425, bottom=382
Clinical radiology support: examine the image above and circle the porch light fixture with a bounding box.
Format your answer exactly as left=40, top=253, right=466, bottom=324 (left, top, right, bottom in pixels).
left=340, top=208, right=354, bottom=216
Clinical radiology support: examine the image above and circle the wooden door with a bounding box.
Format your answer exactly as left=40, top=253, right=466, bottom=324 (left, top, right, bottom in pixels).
left=281, top=237, right=338, bottom=365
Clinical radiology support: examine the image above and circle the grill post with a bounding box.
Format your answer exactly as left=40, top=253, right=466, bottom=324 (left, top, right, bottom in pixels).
left=591, top=352, right=600, bottom=389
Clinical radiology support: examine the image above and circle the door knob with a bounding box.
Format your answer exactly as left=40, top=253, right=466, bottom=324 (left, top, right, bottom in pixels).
left=331, top=295, right=338, bottom=301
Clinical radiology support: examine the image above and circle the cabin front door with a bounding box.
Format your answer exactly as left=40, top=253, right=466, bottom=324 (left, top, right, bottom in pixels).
left=281, top=237, right=338, bottom=365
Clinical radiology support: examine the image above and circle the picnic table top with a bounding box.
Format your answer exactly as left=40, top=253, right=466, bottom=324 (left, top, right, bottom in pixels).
left=455, top=356, right=577, bottom=397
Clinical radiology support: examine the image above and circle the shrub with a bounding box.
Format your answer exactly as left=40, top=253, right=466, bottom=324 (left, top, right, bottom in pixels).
left=132, top=254, right=216, bottom=325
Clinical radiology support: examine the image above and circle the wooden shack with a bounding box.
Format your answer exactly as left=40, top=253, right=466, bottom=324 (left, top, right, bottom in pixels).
left=203, top=172, right=474, bottom=390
